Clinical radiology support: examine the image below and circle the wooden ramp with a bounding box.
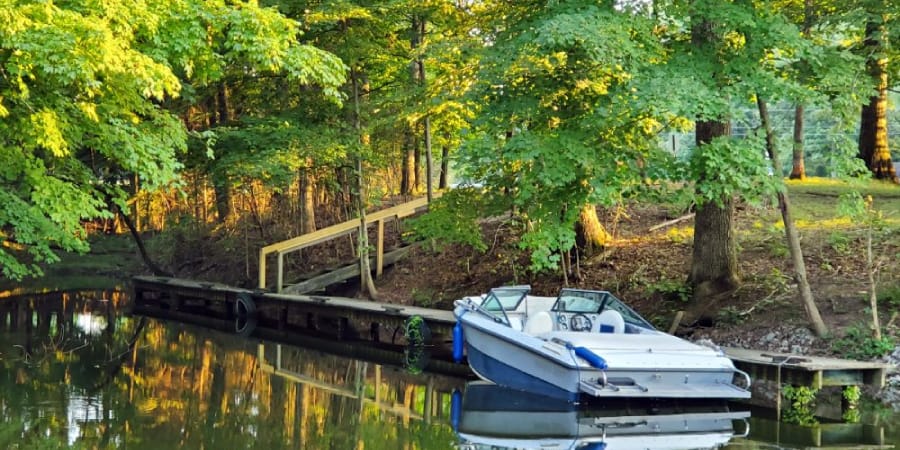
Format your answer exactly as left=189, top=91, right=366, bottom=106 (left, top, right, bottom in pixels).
left=724, top=347, right=890, bottom=390
left=282, top=246, right=411, bottom=295
left=258, top=194, right=440, bottom=293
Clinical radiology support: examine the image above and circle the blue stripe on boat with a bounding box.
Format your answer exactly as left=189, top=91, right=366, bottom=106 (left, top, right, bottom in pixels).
left=466, top=344, right=579, bottom=402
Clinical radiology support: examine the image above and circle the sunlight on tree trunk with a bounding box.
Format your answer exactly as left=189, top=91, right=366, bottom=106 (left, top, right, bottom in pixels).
left=299, top=164, right=316, bottom=234
left=858, top=20, right=899, bottom=183
left=576, top=204, right=610, bottom=256
left=759, top=96, right=828, bottom=337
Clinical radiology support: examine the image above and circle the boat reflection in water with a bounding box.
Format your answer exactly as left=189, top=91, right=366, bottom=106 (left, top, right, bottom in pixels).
left=453, top=381, right=750, bottom=450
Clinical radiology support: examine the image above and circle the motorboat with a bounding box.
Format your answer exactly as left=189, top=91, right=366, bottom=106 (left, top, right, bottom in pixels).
left=452, top=286, right=751, bottom=401
left=453, top=381, right=750, bottom=450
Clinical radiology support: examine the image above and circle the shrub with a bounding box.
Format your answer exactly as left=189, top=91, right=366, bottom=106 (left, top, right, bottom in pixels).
left=830, top=323, right=895, bottom=360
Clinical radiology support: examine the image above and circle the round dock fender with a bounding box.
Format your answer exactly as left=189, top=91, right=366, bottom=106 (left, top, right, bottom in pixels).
left=404, top=315, right=431, bottom=347
left=234, top=317, right=257, bottom=337
left=452, top=322, right=465, bottom=363
left=234, top=293, right=257, bottom=318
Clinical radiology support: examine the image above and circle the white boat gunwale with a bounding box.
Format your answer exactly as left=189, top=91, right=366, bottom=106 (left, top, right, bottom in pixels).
left=460, top=312, right=740, bottom=374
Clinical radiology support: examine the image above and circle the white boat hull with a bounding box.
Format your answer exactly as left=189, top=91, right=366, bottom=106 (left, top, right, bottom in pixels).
left=456, top=303, right=750, bottom=402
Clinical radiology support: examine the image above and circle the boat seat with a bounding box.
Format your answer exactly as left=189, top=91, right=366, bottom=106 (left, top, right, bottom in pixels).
left=598, top=310, right=625, bottom=333
left=524, top=311, right=554, bottom=335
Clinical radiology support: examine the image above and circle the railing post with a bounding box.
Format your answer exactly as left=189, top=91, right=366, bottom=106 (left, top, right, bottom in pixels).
left=276, top=344, right=282, bottom=371
left=258, top=249, right=267, bottom=289
left=376, top=218, right=385, bottom=278
left=276, top=251, right=284, bottom=293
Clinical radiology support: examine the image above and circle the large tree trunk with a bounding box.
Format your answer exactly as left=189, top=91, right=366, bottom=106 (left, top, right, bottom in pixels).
left=688, top=120, right=740, bottom=316
left=687, top=18, right=740, bottom=320
left=759, top=96, right=828, bottom=337
left=789, top=104, right=806, bottom=179
left=858, top=20, right=899, bottom=183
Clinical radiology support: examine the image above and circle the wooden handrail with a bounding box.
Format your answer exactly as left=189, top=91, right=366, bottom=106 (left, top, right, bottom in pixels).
left=259, top=193, right=441, bottom=290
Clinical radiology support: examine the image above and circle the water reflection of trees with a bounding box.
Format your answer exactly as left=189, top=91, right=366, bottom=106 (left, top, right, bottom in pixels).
left=0, top=290, right=459, bottom=449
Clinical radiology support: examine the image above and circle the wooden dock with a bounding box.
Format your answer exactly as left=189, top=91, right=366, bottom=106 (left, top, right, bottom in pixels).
left=133, top=275, right=456, bottom=348
left=724, top=347, right=889, bottom=390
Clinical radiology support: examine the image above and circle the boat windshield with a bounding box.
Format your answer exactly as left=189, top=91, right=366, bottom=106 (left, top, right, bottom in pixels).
left=554, top=289, right=655, bottom=330
left=479, top=286, right=530, bottom=326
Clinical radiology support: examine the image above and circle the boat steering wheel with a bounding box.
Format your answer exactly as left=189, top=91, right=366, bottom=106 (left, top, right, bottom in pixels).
left=569, top=313, right=592, bottom=332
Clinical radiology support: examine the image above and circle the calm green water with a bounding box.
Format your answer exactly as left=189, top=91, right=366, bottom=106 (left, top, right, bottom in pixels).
left=1, top=290, right=897, bottom=449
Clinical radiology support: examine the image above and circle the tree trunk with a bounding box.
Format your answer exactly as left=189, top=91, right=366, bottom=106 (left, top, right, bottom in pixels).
left=858, top=20, right=899, bottom=183
left=299, top=165, right=317, bottom=234
left=575, top=204, right=610, bottom=256
left=107, top=192, right=172, bottom=277
left=439, top=143, right=450, bottom=189
left=415, top=17, right=433, bottom=201
left=217, top=82, right=230, bottom=126
left=352, top=68, right=378, bottom=299
left=211, top=81, right=234, bottom=224
left=413, top=130, right=421, bottom=192
left=689, top=120, right=740, bottom=315
left=131, top=173, right=141, bottom=232
left=213, top=177, right=232, bottom=224
left=789, top=104, right=806, bottom=179
left=867, top=228, right=881, bottom=340
left=758, top=96, right=828, bottom=337
left=790, top=0, right=813, bottom=180
left=687, top=18, right=740, bottom=319
left=401, top=131, right=414, bottom=195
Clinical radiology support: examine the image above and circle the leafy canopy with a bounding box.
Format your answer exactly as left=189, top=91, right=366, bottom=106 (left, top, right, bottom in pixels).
left=0, top=0, right=345, bottom=280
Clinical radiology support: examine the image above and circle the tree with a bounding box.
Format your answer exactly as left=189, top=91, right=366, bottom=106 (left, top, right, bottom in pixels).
left=857, top=13, right=899, bottom=183
left=446, top=1, right=665, bottom=271
left=0, top=0, right=345, bottom=280
left=758, top=96, right=828, bottom=336
left=648, top=0, right=840, bottom=315
left=0, top=1, right=181, bottom=280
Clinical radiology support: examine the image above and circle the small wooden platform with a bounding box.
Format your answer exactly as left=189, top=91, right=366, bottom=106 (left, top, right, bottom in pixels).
left=724, top=347, right=891, bottom=390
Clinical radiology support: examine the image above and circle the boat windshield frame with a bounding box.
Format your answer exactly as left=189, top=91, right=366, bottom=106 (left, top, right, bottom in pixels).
left=478, top=286, right=530, bottom=327
left=552, top=289, right=655, bottom=330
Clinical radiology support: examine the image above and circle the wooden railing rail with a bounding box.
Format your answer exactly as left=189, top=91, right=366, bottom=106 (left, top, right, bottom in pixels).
left=258, top=193, right=441, bottom=291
